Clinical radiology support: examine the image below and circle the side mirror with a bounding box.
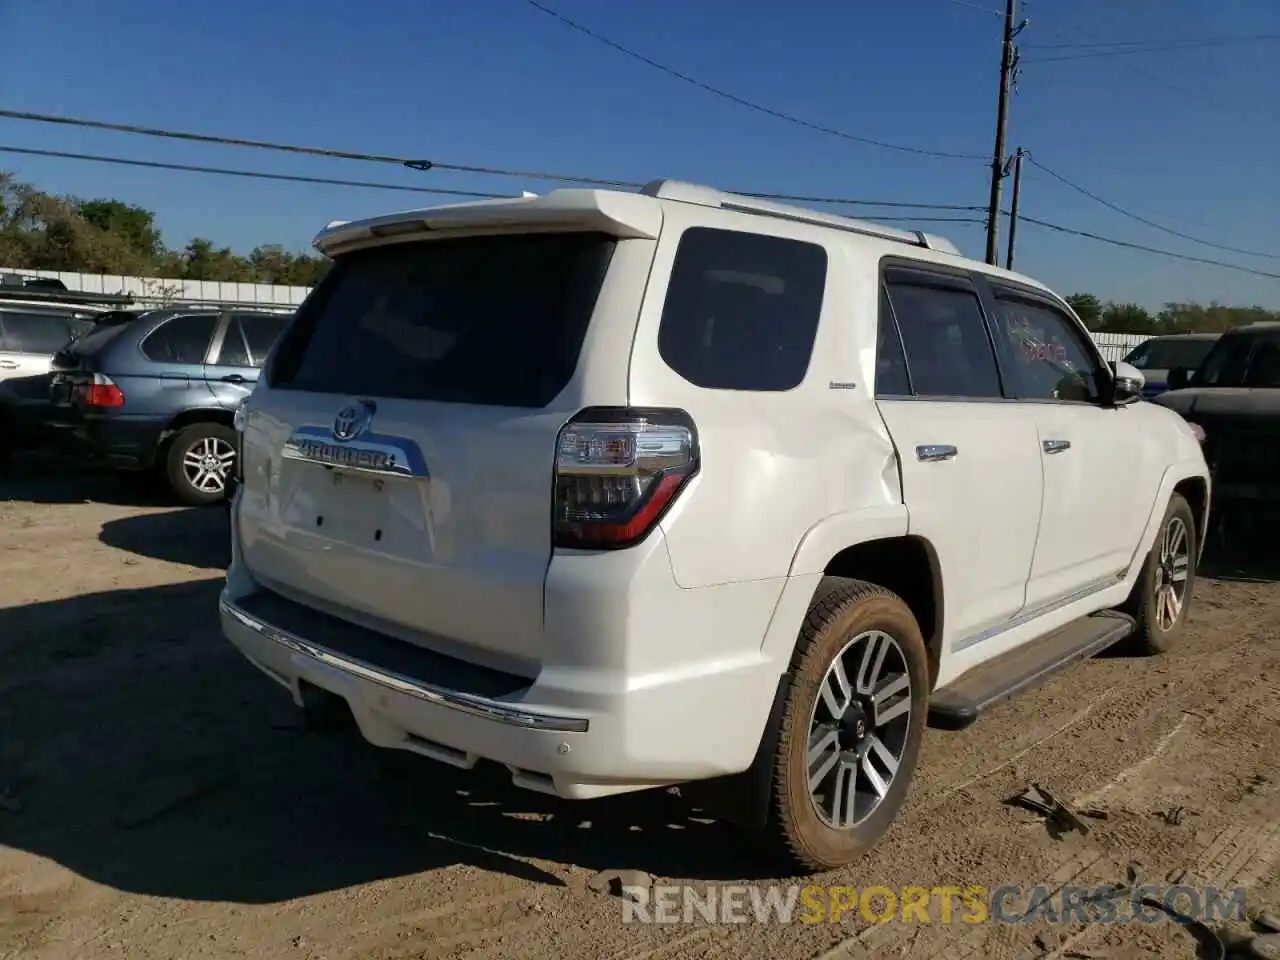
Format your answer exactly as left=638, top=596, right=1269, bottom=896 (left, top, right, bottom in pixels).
left=1112, top=360, right=1145, bottom=406
left=1166, top=367, right=1191, bottom=391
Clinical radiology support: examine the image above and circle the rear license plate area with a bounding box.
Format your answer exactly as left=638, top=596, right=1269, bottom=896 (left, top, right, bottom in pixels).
left=316, top=470, right=393, bottom=543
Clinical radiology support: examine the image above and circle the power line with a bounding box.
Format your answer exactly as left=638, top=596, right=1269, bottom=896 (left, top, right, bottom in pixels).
left=0, top=107, right=641, bottom=187
left=0, top=107, right=983, bottom=211
left=1026, top=156, right=1280, bottom=260
left=2, top=141, right=1273, bottom=279
left=0, top=143, right=986, bottom=224
left=934, top=0, right=1003, bottom=15
left=520, top=0, right=987, bottom=161
left=1026, top=22, right=1269, bottom=122
left=1024, top=34, right=1280, bottom=63
left=1027, top=33, right=1280, bottom=50
left=1017, top=214, right=1280, bottom=280
left=0, top=145, right=509, bottom=199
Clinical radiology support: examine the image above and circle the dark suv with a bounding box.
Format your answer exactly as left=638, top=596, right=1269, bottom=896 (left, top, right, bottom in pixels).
left=48, top=307, right=292, bottom=504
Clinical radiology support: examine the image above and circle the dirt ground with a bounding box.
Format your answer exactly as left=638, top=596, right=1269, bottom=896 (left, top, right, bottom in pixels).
left=2, top=457, right=1279, bottom=960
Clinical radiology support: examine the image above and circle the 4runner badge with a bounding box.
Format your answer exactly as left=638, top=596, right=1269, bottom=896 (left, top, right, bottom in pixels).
left=282, top=400, right=430, bottom=481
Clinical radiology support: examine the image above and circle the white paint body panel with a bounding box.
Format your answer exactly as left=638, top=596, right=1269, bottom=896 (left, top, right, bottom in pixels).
left=875, top=400, right=1043, bottom=644
left=223, top=183, right=1210, bottom=800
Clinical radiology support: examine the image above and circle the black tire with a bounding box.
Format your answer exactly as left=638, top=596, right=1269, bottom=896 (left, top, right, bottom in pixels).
left=1120, top=493, right=1197, bottom=655
left=0, top=417, right=11, bottom=474
left=759, top=577, right=929, bottom=873
left=165, top=422, right=237, bottom=506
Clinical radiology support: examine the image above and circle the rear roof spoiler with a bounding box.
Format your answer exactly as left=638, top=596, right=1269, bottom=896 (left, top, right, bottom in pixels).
left=312, top=178, right=964, bottom=258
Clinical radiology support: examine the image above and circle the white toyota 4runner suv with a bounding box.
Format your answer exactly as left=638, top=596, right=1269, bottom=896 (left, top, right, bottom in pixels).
left=220, top=180, right=1210, bottom=872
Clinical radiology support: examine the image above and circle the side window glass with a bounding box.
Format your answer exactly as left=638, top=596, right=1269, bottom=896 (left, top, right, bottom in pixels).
left=1246, top=340, right=1280, bottom=388
left=1196, top=337, right=1251, bottom=387
left=240, top=314, right=290, bottom=366
left=0, top=312, right=75, bottom=354
left=991, top=296, right=1103, bottom=402
left=657, top=227, right=828, bottom=391
left=875, top=286, right=911, bottom=396
left=141, top=314, right=218, bottom=365
left=886, top=280, right=1002, bottom=398
left=215, top=318, right=251, bottom=367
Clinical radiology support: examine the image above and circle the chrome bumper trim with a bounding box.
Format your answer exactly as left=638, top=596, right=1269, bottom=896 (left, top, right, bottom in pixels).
left=219, top=593, right=589, bottom=734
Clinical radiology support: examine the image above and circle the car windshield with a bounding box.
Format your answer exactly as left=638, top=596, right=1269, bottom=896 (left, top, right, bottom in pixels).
left=1122, top=337, right=1217, bottom=371
left=1193, top=333, right=1280, bottom=388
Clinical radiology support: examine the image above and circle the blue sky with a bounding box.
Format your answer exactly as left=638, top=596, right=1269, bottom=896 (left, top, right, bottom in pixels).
left=1, top=0, right=1277, bottom=308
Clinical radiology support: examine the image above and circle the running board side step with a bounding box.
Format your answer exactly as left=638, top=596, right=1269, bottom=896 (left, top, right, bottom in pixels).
left=927, top=611, right=1135, bottom=730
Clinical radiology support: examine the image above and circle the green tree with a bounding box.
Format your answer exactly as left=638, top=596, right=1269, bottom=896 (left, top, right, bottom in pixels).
left=1097, top=302, right=1155, bottom=334
left=0, top=170, right=330, bottom=286
left=1065, top=293, right=1102, bottom=329
left=77, top=199, right=163, bottom=261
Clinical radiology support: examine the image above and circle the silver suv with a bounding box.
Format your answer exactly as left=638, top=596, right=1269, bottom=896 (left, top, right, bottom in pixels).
left=0, top=275, right=133, bottom=464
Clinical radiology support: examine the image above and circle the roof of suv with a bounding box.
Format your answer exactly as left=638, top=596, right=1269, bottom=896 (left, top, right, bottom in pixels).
left=0, top=273, right=135, bottom=313
left=310, top=179, right=1058, bottom=301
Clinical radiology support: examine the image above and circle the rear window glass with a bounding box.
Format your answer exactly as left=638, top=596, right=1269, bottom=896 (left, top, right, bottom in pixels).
left=270, top=233, right=616, bottom=407
left=657, top=227, right=827, bottom=391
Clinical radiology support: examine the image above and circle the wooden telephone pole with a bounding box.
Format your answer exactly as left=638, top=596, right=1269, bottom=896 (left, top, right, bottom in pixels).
left=1005, top=147, right=1025, bottom=269
left=984, top=0, right=1021, bottom=265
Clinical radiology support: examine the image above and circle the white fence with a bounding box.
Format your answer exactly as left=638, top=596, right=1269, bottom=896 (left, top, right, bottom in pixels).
left=2, top=267, right=312, bottom=311
left=1091, top=331, right=1149, bottom=363
left=7, top=267, right=1158, bottom=359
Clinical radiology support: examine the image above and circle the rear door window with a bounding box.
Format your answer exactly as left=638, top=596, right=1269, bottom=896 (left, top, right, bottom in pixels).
left=885, top=278, right=1003, bottom=399
left=657, top=227, right=828, bottom=391
left=141, top=314, right=219, bottom=364
left=270, top=233, right=616, bottom=407
left=0, top=311, right=77, bottom=354
left=239, top=313, right=290, bottom=366
left=214, top=318, right=252, bottom=367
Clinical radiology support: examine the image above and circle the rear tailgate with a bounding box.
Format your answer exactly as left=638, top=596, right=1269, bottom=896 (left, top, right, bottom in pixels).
left=237, top=229, right=644, bottom=676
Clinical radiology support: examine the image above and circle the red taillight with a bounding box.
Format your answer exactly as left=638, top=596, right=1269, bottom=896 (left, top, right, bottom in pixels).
left=76, top=375, right=125, bottom=408
left=553, top=407, right=699, bottom=550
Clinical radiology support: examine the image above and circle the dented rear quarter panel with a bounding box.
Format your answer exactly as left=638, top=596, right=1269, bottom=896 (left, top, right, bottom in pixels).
left=627, top=202, right=903, bottom=589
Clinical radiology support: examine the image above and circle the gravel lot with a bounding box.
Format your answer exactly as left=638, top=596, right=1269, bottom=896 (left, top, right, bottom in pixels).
left=2, top=457, right=1279, bottom=959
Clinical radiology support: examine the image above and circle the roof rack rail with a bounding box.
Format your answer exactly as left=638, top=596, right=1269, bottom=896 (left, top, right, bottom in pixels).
left=638, top=180, right=961, bottom=255
left=0, top=284, right=136, bottom=307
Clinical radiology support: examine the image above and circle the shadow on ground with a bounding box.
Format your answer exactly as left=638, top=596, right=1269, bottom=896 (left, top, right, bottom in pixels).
left=0, top=580, right=775, bottom=906
left=98, top=507, right=230, bottom=570
left=0, top=451, right=167, bottom=507
left=1201, top=508, right=1280, bottom=583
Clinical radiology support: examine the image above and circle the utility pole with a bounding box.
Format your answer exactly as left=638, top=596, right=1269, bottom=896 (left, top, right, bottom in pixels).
left=984, top=0, right=1021, bottom=265
left=1005, top=147, right=1024, bottom=270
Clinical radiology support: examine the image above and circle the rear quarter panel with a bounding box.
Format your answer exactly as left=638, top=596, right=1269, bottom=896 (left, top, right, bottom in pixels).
left=627, top=204, right=903, bottom=589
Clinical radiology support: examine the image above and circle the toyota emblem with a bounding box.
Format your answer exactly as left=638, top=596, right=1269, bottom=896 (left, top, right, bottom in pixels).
left=332, top=400, right=375, bottom=442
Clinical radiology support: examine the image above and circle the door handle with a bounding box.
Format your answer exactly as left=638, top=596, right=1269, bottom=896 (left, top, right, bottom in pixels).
left=1042, top=439, right=1072, bottom=455
left=916, top=444, right=958, bottom=462
left=0, top=360, right=19, bottom=369
left=219, top=374, right=248, bottom=384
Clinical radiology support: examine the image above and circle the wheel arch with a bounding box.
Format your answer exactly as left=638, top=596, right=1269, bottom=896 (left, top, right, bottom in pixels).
left=1124, top=460, right=1212, bottom=582
left=818, top=536, right=945, bottom=690
left=158, top=407, right=236, bottom=448
left=1173, top=475, right=1209, bottom=558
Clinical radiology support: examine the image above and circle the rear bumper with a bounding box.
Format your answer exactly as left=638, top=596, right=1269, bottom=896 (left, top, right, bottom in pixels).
left=220, top=531, right=795, bottom=800
left=46, top=411, right=167, bottom=468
